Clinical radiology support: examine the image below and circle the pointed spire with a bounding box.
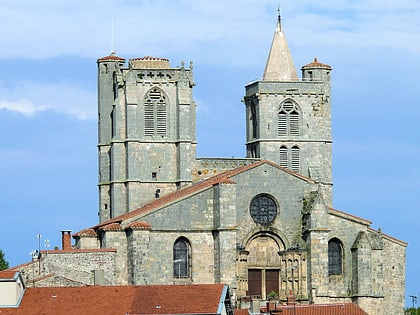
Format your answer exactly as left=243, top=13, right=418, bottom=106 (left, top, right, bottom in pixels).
left=262, top=10, right=298, bottom=82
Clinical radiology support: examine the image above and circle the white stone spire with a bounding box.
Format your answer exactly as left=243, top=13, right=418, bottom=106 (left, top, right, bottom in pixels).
left=262, top=13, right=298, bottom=81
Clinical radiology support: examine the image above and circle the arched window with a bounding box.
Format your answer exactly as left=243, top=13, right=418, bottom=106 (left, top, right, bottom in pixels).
left=173, top=237, right=191, bottom=278
left=277, top=100, right=301, bottom=136
left=144, top=88, right=167, bottom=137
left=279, top=146, right=288, bottom=168
left=291, top=146, right=300, bottom=173
left=328, top=238, right=343, bottom=275
left=279, top=145, right=300, bottom=173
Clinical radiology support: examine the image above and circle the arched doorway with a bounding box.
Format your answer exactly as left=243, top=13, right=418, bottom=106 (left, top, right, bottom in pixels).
left=245, top=234, right=285, bottom=299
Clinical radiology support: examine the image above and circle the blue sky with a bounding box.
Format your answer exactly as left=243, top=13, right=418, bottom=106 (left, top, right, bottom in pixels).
left=1, top=0, right=419, bottom=307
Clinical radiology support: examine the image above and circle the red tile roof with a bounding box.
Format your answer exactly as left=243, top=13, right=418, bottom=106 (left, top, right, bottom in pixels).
left=0, top=284, right=228, bottom=314
left=131, top=56, right=170, bottom=62
left=235, top=303, right=368, bottom=315
left=90, top=160, right=315, bottom=230
left=302, top=57, right=332, bottom=70
left=126, top=221, right=152, bottom=230
left=0, top=270, right=16, bottom=279
left=274, top=303, right=368, bottom=315
left=97, top=52, right=126, bottom=62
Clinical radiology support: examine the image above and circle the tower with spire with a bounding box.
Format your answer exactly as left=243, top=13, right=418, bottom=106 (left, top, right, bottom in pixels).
left=244, top=13, right=333, bottom=204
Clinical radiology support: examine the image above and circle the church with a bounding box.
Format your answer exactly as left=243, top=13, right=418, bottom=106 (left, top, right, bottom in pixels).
left=12, top=14, right=406, bottom=315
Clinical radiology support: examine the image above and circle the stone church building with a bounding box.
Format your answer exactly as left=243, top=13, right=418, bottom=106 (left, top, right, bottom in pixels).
left=12, top=15, right=406, bottom=315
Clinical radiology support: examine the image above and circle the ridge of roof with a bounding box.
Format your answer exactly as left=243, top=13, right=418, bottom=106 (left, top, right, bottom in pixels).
left=302, top=57, right=332, bottom=70
left=97, top=52, right=126, bottom=62
left=89, top=160, right=316, bottom=230
left=99, top=222, right=122, bottom=231
left=73, top=228, right=97, bottom=237
left=328, top=207, right=372, bottom=226
left=367, top=227, right=408, bottom=247
left=125, top=221, right=152, bottom=230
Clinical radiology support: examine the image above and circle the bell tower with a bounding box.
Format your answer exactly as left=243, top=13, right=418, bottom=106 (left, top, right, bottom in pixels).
left=97, top=54, right=197, bottom=222
left=244, top=15, right=333, bottom=205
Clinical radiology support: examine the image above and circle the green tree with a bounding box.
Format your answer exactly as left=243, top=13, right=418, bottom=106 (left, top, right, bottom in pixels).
left=405, top=307, right=420, bottom=315
left=0, top=249, right=9, bottom=270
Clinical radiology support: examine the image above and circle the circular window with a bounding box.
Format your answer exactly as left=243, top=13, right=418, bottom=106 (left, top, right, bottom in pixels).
left=249, top=194, right=277, bottom=225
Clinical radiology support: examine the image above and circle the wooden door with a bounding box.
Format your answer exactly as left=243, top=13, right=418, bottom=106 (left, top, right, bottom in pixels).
left=247, top=269, right=262, bottom=297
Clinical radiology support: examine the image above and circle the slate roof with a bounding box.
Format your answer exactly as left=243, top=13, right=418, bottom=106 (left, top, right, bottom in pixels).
left=0, top=284, right=228, bottom=314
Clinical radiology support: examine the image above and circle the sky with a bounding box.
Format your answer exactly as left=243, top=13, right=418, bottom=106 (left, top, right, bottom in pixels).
left=0, top=0, right=419, bottom=307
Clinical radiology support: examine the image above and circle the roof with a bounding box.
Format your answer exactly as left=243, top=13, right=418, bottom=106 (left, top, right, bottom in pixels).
left=262, top=16, right=298, bottom=81
left=266, top=303, right=369, bottom=315
left=0, top=270, right=16, bottom=279
left=0, top=284, right=229, bottom=314
left=302, top=57, right=332, bottom=70
left=90, top=160, right=315, bottom=230
left=97, top=51, right=126, bottom=62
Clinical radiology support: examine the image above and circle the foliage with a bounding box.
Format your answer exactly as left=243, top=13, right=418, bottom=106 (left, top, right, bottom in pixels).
left=0, top=249, right=9, bottom=270
left=267, top=290, right=278, bottom=299
left=405, top=307, right=420, bottom=315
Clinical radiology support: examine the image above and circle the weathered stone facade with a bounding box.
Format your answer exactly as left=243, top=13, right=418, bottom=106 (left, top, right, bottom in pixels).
left=13, top=15, right=407, bottom=315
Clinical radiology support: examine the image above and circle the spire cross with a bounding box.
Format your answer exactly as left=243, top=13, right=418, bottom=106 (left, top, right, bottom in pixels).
left=277, top=2, right=282, bottom=31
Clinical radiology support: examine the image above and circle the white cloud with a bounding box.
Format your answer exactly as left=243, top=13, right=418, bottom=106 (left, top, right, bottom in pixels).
left=0, top=81, right=96, bottom=120
left=0, top=99, right=51, bottom=116
left=0, top=0, right=416, bottom=65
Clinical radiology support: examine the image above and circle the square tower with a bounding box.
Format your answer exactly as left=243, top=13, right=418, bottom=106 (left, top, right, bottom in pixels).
left=97, top=54, right=197, bottom=221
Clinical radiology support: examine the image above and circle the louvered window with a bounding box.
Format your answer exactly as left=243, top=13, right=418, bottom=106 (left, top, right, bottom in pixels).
left=279, top=145, right=300, bottom=173
left=279, top=146, right=288, bottom=168
left=250, top=101, right=258, bottom=139
left=144, top=88, right=167, bottom=137
left=291, top=146, right=300, bottom=172
left=277, top=100, right=301, bottom=136
left=328, top=238, right=343, bottom=275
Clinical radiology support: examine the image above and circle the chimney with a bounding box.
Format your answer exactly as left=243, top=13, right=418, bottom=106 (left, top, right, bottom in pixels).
left=61, top=230, right=72, bottom=251
left=287, top=290, right=296, bottom=305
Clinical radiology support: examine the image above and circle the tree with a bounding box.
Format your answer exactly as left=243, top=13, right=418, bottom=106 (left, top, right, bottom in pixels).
left=0, top=249, right=9, bottom=270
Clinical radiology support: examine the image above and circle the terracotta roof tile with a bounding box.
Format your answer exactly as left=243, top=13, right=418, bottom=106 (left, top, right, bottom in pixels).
left=0, top=284, right=227, bottom=314
left=125, top=221, right=152, bottom=230
left=99, top=222, right=122, bottom=231
left=131, top=56, right=170, bottom=62
left=0, top=270, right=16, bottom=279
left=302, top=57, right=332, bottom=70
left=274, top=303, right=368, bottom=315
left=72, top=228, right=97, bottom=237
left=89, top=160, right=315, bottom=230
left=97, top=52, right=126, bottom=62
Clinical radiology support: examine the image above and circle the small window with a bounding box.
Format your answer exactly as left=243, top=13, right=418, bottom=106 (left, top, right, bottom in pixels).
left=173, top=237, right=191, bottom=278
left=151, top=172, right=157, bottom=180
left=328, top=238, right=343, bottom=275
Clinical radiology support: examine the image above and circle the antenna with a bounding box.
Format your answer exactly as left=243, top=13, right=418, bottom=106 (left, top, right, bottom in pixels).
left=111, top=19, right=115, bottom=55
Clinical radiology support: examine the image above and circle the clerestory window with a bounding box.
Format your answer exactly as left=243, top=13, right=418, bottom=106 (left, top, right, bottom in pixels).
left=328, top=238, right=343, bottom=275
left=277, top=100, right=301, bottom=137
left=144, top=88, right=167, bottom=137
left=173, top=237, right=191, bottom=278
